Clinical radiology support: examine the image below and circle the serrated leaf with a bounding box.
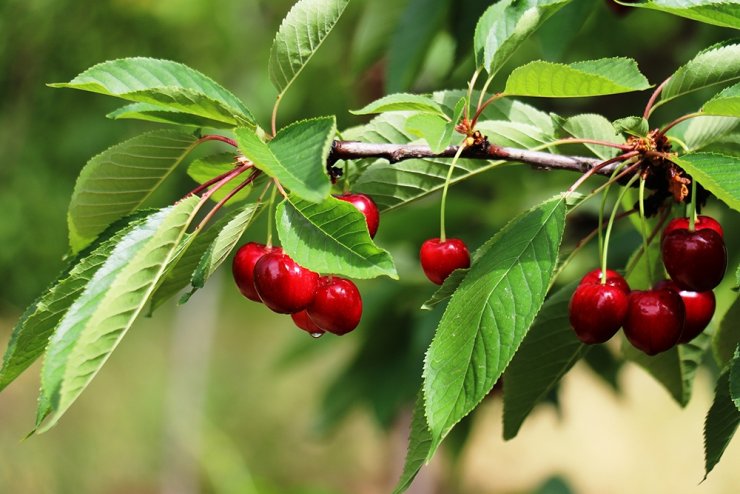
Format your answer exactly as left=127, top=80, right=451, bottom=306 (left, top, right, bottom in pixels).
left=67, top=130, right=199, bottom=254
left=673, top=152, right=740, bottom=212
left=277, top=195, right=397, bottom=279
left=473, top=0, right=572, bottom=75
left=715, top=295, right=740, bottom=368
left=51, top=58, right=253, bottom=126
left=268, top=0, right=350, bottom=96
left=351, top=93, right=445, bottom=116
left=504, top=58, right=651, bottom=98
left=503, top=282, right=585, bottom=440
left=0, top=213, right=150, bottom=392
left=36, top=197, right=200, bottom=431
left=386, top=0, right=448, bottom=93
left=731, top=345, right=740, bottom=410
left=702, top=82, right=740, bottom=117
left=623, top=332, right=711, bottom=407
left=669, top=116, right=740, bottom=151
left=660, top=41, right=740, bottom=106
left=618, top=1, right=740, bottom=29
left=392, top=393, right=434, bottom=494
left=235, top=117, right=335, bottom=203
left=613, top=116, right=650, bottom=137
left=423, top=196, right=566, bottom=449
left=421, top=269, right=468, bottom=311
left=187, top=153, right=253, bottom=203
left=560, top=113, right=626, bottom=160
left=107, top=103, right=231, bottom=128
left=703, top=371, right=740, bottom=480
left=476, top=120, right=553, bottom=149
left=190, top=203, right=259, bottom=291
left=405, top=97, right=464, bottom=154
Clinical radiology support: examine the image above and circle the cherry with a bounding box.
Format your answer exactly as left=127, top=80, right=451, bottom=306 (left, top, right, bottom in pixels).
left=662, top=215, right=724, bottom=240
left=419, top=238, right=471, bottom=285
left=336, top=193, right=380, bottom=238
left=569, top=282, right=629, bottom=344
left=579, top=268, right=630, bottom=294
left=623, top=288, right=685, bottom=355
left=232, top=242, right=281, bottom=302
left=253, top=252, right=319, bottom=314
left=661, top=228, right=726, bottom=292
left=307, top=276, right=362, bottom=335
left=291, top=310, right=325, bottom=336
left=655, top=280, right=715, bottom=344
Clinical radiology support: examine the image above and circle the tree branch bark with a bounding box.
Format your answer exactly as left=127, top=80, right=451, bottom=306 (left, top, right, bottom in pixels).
left=329, top=140, right=622, bottom=177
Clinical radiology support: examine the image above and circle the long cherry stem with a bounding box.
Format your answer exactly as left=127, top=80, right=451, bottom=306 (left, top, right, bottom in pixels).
left=439, top=142, right=467, bottom=242
left=265, top=185, right=278, bottom=248
left=689, top=177, right=698, bottom=231
left=602, top=173, right=640, bottom=282
left=638, top=175, right=654, bottom=286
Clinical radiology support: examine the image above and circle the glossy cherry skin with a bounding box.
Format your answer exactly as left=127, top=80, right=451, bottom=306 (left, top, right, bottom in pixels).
left=579, top=268, right=630, bottom=294
left=232, top=243, right=281, bottom=302
left=419, top=238, right=471, bottom=285
left=623, top=289, right=685, bottom=355
left=307, top=277, right=362, bottom=335
left=291, top=310, right=325, bottom=336
left=253, top=252, right=319, bottom=314
left=569, top=283, right=629, bottom=344
left=662, top=215, right=724, bottom=241
left=661, top=228, right=727, bottom=292
left=336, top=193, right=380, bottom=238
left=654, top=280, right=715, bottom=344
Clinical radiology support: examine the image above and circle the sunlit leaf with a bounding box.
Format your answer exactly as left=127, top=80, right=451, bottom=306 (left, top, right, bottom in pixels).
left=351, top=93, right=445, bottom=116
left=702, top=82, right=740, bottom=117
left=107, top=103, right=231, bottom=128
left=616, top=1, right=740, bottom=29
left=703, top=371, right=740, bottom=479
left=674, top=152, right=740, bottom=212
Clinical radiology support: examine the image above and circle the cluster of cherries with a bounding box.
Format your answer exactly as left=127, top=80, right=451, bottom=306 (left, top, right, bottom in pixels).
left=231, top=193, right=378, bottom=337
left=569, top=215, right=727, bottom=355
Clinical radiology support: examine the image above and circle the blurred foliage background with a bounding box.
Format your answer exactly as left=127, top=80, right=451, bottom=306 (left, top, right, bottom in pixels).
left=0, top=0, right=739, bottom=493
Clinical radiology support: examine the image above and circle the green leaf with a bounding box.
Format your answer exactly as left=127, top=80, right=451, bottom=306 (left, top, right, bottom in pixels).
left=423, top=195, right=566, bottom=449
left=613, top=116, right=650, bottom=137
left=731, top=346, right=740, bottom=411
left=386, top=0, right=448, bottom=93
left=420, top=269, right=468, bottom=311
left=503, top=281, right=585, bottom=440
left=351, top=93, right=445, bottom=116
left=187, top=153, right=253, bottom=203
left=475, top=120, right=553, bottom=149
left=622, top=332, right=711, bottom=407
left=715, top=295, right=740, bottom=368
left=36, top=197, right=200, bottom=431
left=51, top=58, right=253, bottom=127
left=190, top=203, right=260, bottom=291
left=661, top=41, right=740, bottom=106
left=673, top=152, right=740, bottom=213
left=235, top=117, right=335, bottom=203
left=670, top=116, right=740, bottom=152
left=392, top=393, right=434, bottom=494
left=268, top=0, right=350, bottom=96
left=702, top=82, right=740, bottom=117
left=560, top=114, right=626, bottom=160
left=625, top=240, right=664, bottom=291
left=703, top=371, right=740, bottom=480
left=107, top=103, right=232, bottom=128
left=67, top=130, right=199, bottom=254
left=474, top=0, right=573, bottom=75
left=405, top=114, right=450, bottom=154
left=0, top=213, right=150, bottom=392
left=504, top=58, right=651, bottom=98
left=617, top=1, right=740, bottom=29
left=276, top=195, right=397, bottom=279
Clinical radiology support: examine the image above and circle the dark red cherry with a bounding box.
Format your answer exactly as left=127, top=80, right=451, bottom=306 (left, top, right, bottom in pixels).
left=307, top=276, right=362, bottom=335
left=419, top=238, right=471, bottom=285
left=654, top=280, right=716, bottom=344
left=623, top=288, right=685, bottom=355
left=579, top=268, right=630, bottom=294
left=232, top=242, right=281, bottom=302
left=336, top=193, right=380, bottom=238
left=569, top=283, right=629, bottom=344
left=291, top=310, right=325, bottom=336
left=253, top=252, right=319, bottom=314
left=661, top=228, right=726, bottom=292
left=662, top=215, right=724, bottom=241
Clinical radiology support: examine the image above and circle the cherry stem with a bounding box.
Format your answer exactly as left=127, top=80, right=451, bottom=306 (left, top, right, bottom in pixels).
left=265, top=184, right=278, bottom=248
left=602, top=173, right=640, bottom=283
left=439, top=141, right=467, bottom=243
left=567, top=151, right=639, bottom=195
left=465, top=69, right=482, bottom=122
left=638, top=175, right=654, bottom=287
left=590, top=159, right=643, bottom=197
left=195, top=170, right=261, bottom=231
left=475, top=75, right=495, bottom=116
left=625, top=206, right=670, bottom=276
left=660, top=112, right=704, bottom=135
left=198, top=134, right=239, bottom=148
left=643, top=78, right=670, bottom=119
left=271, top=95, right=282, bottom=137
left=598, top=161, right=630, bottom=281
left=689, top=178, right=698, bottom=231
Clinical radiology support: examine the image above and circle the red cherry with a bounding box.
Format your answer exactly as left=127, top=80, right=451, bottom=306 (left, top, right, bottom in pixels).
left=662, top=215, right=724, bottom=240
left=661, top=228, right=726, bottom=291
left=307, top=276, right=362, bottom=335
left=579, top=268, right=630, bottom=294
left=291, top=310, right=325, bottom=336
left=336, top=193, right=380, bottom=238
left=569, top=283, right=629, bottom=344
left=654, top=280, right=716, bottom=344
left=253, top=252, right=319, bottom=314
left=623, top=288, right=685, bottom=355
left=232, top=242, right=281, bottom=302
left=419, top=238, right=471, bottom=285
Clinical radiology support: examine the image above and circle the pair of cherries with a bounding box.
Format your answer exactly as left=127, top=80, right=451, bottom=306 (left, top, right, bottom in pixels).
left=569, top=215, right=726, bottom=355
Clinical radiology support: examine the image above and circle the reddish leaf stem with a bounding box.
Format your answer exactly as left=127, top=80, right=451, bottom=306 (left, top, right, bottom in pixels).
left=567, top=151, right=640, bottom=194
left=643, top=78, right=670, bottom=119
left=198, top=134, right=239, bottom=147
left=195, top=169, right=261, bottom=230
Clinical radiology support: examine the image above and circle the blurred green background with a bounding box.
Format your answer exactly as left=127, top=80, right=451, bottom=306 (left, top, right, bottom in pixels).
left=1, top=0, right=739, bottom=493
